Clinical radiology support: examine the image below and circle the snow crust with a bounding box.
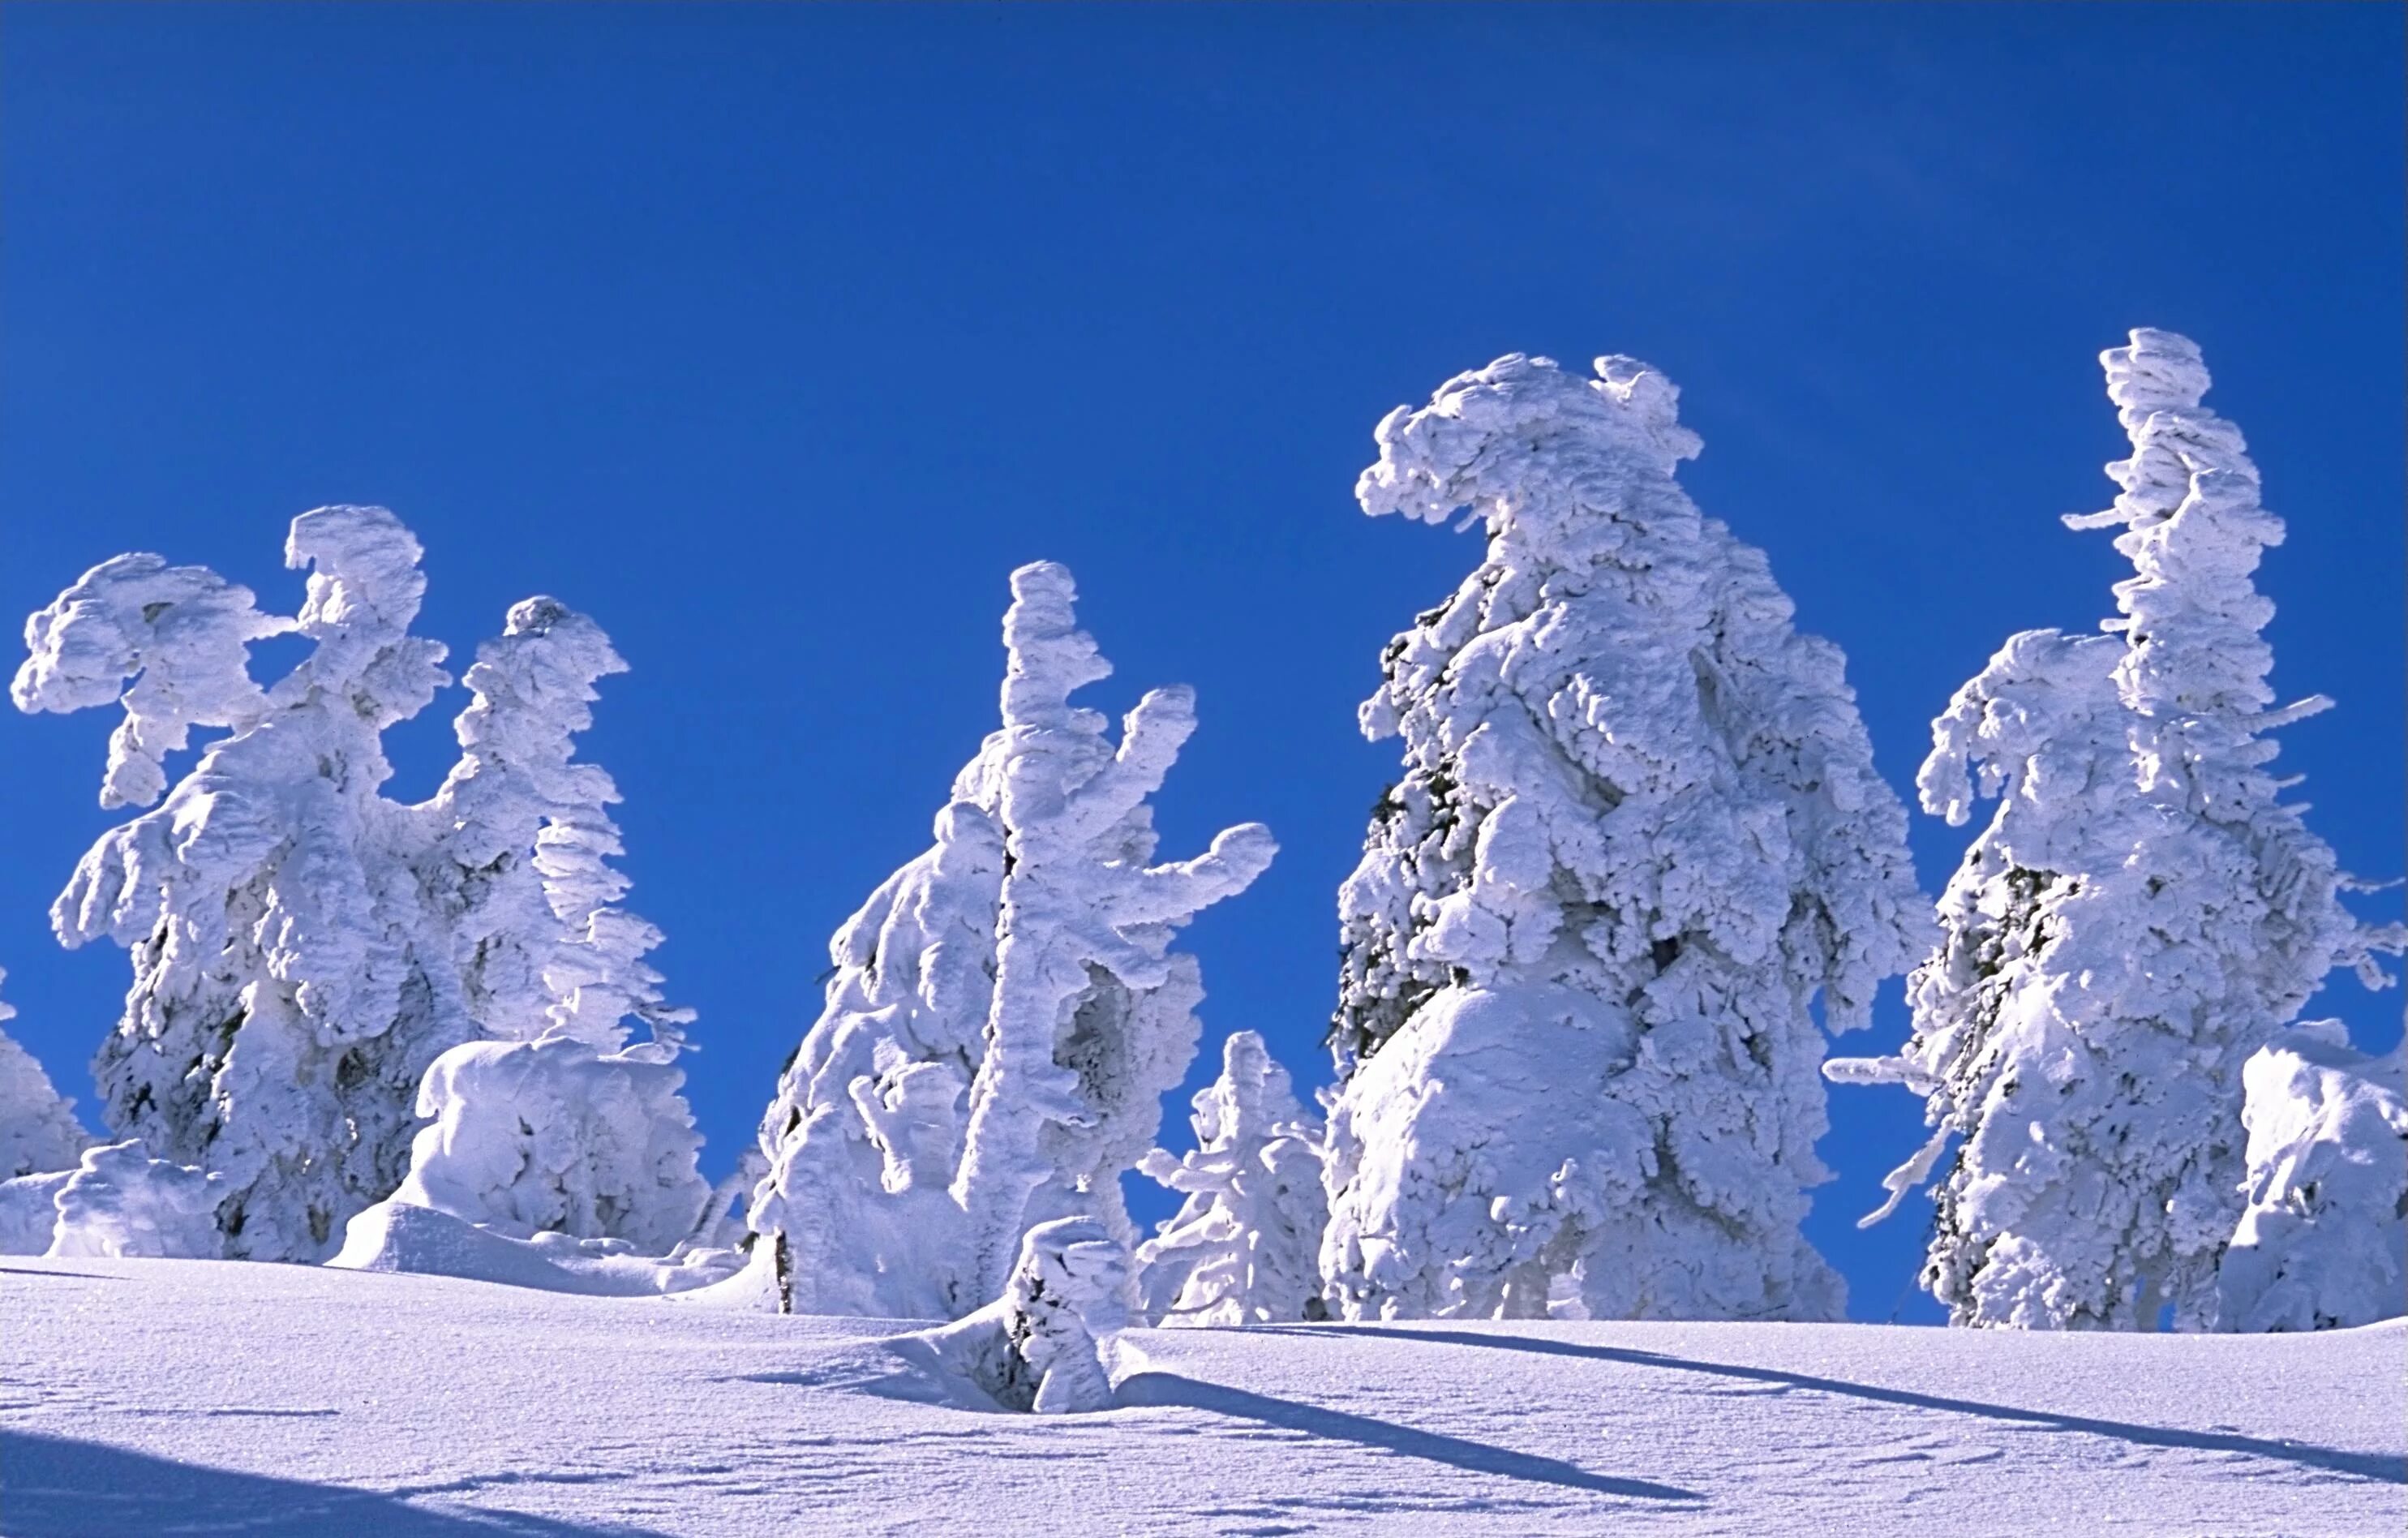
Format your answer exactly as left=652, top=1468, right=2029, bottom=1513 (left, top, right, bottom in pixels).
left=751, top=561, right=1273, bottom=1319
left=1326, top=353, right=1922, bottom=1322
left=2217, top=1022, right=2408, bottom=1333
left=1830, top=330, right=2404, bottom=1330
left=2, top=1256, right=2399, bottom=1535
left=1136, top=1029, right=1328, bottom=1326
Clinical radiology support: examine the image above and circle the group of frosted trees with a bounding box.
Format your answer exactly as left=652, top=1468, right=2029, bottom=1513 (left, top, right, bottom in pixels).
left=1, top=329, right=2397, bottom=1365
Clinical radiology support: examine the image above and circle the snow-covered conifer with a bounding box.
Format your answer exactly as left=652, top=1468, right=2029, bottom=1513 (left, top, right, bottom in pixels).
left=1322, top=353, right=1922, bottom=1322
left=1831, top=331, right=2403, bottom=1330
left=46, top=1139, right=223, bottom=1260
left=0, top=971, right=89, bottom=1179
left=384, top=1033, right=707, bottom=1252
left=16, top=507, right=467, bottom=1260
left=2215, top=1022, right=2406, bottom=1333
left=911, top=1215, right=1130, bottom=1413
left=1135, top=1030, right=1328, bottom=1325
left=750, top=561, right=1274, bottom=1317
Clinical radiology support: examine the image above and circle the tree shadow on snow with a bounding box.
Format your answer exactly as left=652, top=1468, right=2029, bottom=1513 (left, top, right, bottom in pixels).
left=0, top=1432, right=661, bottom=1538
left=1112, top=1371, right=1703, bottom=1504
left=1304, top=1327, right=2406, bottom=1486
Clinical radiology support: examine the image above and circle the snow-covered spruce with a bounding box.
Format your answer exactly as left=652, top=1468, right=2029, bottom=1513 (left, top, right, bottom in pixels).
left=45, top=1139, right=223, bottom=1260
left=1135, top=1030, right=1328, bottom=1325
left=1324, top=354, right=1923, bottom=1323
left=750, top=561, right=1274, bottom=1318
left=2215, top=1022, right=2406, bottom=1332
left=17, top=508, right=464, bottom=1261
left=1830, top=330, right=2404, bottom=1330
left=0, top=970, right=89, bottom=1180
left=906, top=1215, right=1131, bottom=1413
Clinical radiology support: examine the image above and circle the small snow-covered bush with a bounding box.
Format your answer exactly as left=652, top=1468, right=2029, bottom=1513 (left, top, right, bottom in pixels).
left=1136, top=1031, right=1328, bottom=1325
left=0, top=1172, right=72, bottom=1255
left=0, top=969, right=88, bottom=1180
left=386, top=1033, right=709, bottom=1252
left=1830, top=331, right=2402, bottom=1330
left=2216, top=1023, right=2407, bottom=1332
left=1323, top=353, right=1921, bottom=1321
left=47, top=1140, right=222, bottom=1259
left=751, top=561, right=1273, bottom=1318
left=910, top=1216, right=1131, bottom=1413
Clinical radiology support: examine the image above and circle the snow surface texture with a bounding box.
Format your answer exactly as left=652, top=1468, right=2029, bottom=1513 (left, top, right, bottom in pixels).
left=750, top=561, right=1274, bottom=1319
left=1136, top=1029, right=1328, bottom=1326
left=2, top=1257, right=2400, bottom=1536
left=43, top=1140, right=222, bottom=1260
left=1829, top=330, right=2405, bottom=1330
left=14, top=517, right=698, bottom=1265
left=0, top=969, right=89, bottom=1179
left=2217, top=1021, right=2408, bottom=1333
left=1324, top=353, right=1924, bottom=1324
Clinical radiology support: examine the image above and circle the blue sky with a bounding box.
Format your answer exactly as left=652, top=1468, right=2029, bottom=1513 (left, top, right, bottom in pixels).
left=4, top=3, right=2400, bottom=1321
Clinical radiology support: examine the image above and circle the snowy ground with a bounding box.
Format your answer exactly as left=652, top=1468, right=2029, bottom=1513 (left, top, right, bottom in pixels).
left=1, top=1257, right=2400, bottom=1536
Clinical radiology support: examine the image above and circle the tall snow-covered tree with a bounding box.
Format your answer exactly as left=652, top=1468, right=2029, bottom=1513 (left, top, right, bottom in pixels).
left=376, top=596, right=710, bottom=1252
left=1322, top=353, right=1923, bottom=1323
left=749, top=561, right=1274, bottom=1317
left=1135, top=1029, right=1328, bottom=1326
left=0, top=970, right=90, bottom=1179
left=15, top=507, right=469, bottom=1260
left=1830, top=329, right=2402, bottom=1330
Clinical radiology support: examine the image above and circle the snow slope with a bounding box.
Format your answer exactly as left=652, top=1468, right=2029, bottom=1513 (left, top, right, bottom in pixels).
left=0, top=1258, right=2399, bottom=1536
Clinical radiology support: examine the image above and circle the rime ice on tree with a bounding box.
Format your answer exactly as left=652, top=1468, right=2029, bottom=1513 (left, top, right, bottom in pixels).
left=1831, top=330, right=2403, bottom=1330
left=16, top=509, right=466, bottom=1261
left=1324, top=353, right=1922, bottom=1322
left=1135, top=1029, right=1328, bottom=1326
left=749, top=561, right=1274, bottom=1317
left=0, top=971, right=90, bottom=1180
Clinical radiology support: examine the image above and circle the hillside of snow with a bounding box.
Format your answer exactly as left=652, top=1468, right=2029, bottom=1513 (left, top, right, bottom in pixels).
left=1, top=1257, right=2399, bottom=1536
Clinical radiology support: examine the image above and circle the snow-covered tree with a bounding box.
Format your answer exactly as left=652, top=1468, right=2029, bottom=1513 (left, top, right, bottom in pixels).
left=384, top=1033, right=707, bottom=1252
left=750, top=561, right=1274, bottom=1318
left=16, top=507, right=468, bottom=1260
left=909, top=1215, right=1131, bottom=1413
left=1135, top=1030, right=1328, bottom=1325
left=410, top=597, right=626, bottom=1046
left=2215, top=1021, right=2406, bottom=1333
left=0, top=971, right=90, bottom=1179
left=1322, top=353, right=1923, bottom=1323
left=1830, top=330, right=2403, bottom=1330
left=46, top=1139, right=224, bottom=1260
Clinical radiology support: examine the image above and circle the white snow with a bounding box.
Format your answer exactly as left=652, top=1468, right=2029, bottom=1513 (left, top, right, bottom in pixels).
left=0, top=970, right=88, bottom=1181
left=0, top=1256, right=2397, bottom=1535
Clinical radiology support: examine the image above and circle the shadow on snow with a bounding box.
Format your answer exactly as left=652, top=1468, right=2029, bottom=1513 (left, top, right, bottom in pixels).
left=1293, top=1326, right=2406, bottom=1486
left=0, top=1432, right=660, bottom=1538
left=1113, top=1371, right=1705, bottom=1503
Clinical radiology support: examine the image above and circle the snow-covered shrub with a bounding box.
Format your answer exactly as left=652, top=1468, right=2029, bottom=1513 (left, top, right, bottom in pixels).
left=908, top=1215, right=1131, bottom=1413
left=384, top=1033, right=708, bottom=1252
left=751, top=561, right=1274, bottom=1318
left=17, top=508, right=466, bottom=1261
left=1322, top=353, right=1922, bottom=1322
left=1830, top=330, right=2403, bottom=1330
left=2214, top=1022, right=2406, bottom=1332
left=1135, top=1030, right=1328, bottom=1325
left=47, top=1139, right=223, bottom=1259
left=0, top=970, right=89, bottom=1179
left=329, top=1197, right=745, bottom=1297
left=0, top=1173, right=72, bottom=1255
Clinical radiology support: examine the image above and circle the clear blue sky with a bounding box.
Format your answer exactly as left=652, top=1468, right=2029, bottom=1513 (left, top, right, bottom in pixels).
left=5, top=3, right=2400, bottom=1321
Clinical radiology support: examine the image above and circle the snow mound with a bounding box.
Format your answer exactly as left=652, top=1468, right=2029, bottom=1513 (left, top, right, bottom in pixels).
left=46, top=1140, right=222, bottom=1260
left=2218, top=1022, right=2408, bottom=1332
left=328, top=1199, right=744, bottom=1297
